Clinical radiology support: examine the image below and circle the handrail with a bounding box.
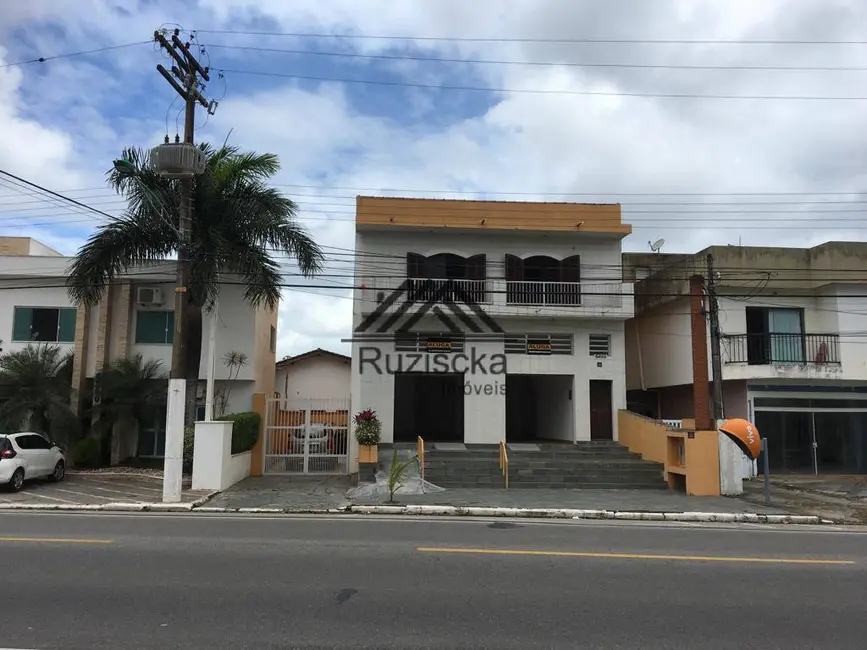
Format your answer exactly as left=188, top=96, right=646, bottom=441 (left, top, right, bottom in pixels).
left=417, top=435, right=425, bottom=483
left=498, top=440, right=509, bottom=489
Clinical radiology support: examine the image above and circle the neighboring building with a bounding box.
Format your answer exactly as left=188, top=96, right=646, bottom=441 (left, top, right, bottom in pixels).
left=624, top=242, right=867, bottom=475
left=0, top=238, right=277, bottom=461
left=349, top=196, right=635, bottom=470
left=276, top=348, right=351, bottom=400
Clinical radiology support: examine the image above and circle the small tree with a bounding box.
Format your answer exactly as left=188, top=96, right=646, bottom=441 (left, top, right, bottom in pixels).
left=386, top=448, right=417, bottom=503
left=93, top=354, right=167, bottom=464
left=0, top=343, right=77, bottom=445
left=213, top=350, right=249, bottom=417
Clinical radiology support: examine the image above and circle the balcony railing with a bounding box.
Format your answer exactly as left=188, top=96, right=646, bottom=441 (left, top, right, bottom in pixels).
left=723, top=333, right=840, bottom=365
left=360, top=277, right=627, bottom=314
left=406, top=278, right=488, bottom=304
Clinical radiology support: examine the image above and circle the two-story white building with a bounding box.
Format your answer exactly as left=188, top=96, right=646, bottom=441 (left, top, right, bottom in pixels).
left=349, top=197, right=634, bottom=466
left=0, top=237, right=277, bottom=461
left=625, top=242, right=867, bottom=475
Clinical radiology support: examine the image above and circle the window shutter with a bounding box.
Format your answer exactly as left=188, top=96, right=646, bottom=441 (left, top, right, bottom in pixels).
left=560, top=255, right=581, bottom=282
left=407, top=253, right=425, bottom=278
left=467, top=254, right=486, bottom=280
left=12, top=307, right=33, bottom=341
left=505, top=254, right=523, bottom=281
left=58, top=308, right=77, bottom=343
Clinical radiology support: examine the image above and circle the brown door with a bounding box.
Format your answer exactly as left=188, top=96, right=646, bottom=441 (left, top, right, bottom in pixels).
left=589, top=380, right=613, bottom=441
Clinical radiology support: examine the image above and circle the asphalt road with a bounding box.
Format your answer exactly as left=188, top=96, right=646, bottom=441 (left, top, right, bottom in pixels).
left=0, top=514, right=865, bottom=650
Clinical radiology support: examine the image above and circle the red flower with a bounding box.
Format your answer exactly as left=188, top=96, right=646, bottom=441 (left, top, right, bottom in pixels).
left=354, top=408, right=377, bottom=424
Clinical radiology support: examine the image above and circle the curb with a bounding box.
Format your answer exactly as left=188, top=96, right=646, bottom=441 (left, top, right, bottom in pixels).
left=0, top=501, right=831, bottom=524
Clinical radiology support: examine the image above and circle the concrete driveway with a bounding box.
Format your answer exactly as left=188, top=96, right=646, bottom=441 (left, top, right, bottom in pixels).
left=0, top=472, right=210, bottom=505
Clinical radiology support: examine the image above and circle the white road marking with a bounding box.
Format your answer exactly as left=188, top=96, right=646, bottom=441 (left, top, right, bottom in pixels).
left=63, top=483, right=155, bottom=498
left=13, top=491, right=79, bottom=504
left=49, top=488, right=120, bottom=501
left=80, top=478, right=162, bottom=493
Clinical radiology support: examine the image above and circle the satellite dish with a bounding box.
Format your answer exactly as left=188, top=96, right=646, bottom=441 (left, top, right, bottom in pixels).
left=649, top=238, right=666, bottom=253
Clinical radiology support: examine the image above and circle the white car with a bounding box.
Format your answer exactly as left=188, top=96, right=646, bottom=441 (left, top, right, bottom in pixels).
left=0, top=432, right=66, bottom=492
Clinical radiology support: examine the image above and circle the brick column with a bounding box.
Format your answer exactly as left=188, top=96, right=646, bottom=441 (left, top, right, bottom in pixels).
left=94, top=284, right=115, bottom=374
left=70, top=305, right=91, bottom=417
left=112, top=282, right=134, bottom=359
left=689, top=275, right=712, bottom=430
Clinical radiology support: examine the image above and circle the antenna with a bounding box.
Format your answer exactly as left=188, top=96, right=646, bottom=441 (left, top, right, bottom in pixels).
left=649, top=238, right=666, bottom=254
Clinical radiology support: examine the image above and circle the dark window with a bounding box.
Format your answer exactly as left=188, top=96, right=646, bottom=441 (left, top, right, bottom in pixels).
left=135, top=310, right=174, bottom=345
left=29, top=435, right=51, bottom=450
left=406, top=253, right=486, bottom=303
left=269, top=326, right=277, bottom=353
left=12, top=307, right=77, bottom=342
left=745, top=307, right=804, bottom=364
left=14, top=435, right=32, bottom=450
left=505, top=255, right=581, bottom=305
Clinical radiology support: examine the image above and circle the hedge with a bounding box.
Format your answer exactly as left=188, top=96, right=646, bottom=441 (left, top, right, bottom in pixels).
left=219, top=411, right=261, bottom=455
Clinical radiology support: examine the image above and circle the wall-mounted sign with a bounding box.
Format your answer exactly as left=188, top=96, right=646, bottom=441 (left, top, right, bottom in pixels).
left=426, top=339, right=452, bottom=353
left=527, top=342, right=553, bottom=354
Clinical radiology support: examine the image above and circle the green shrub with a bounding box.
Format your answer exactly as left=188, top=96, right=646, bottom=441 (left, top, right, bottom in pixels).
left=74, top=437, right=102, bottom=469
left=183, top=425, right=195, bottom=472
left=219, top=411, right=261, bottom=454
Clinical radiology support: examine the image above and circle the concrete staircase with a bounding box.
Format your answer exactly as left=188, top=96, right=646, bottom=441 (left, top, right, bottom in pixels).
left=421, top=442, right=668, bottom=489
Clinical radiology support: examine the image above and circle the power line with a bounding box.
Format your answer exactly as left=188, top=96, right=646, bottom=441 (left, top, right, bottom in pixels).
left=201, top=42, right=867, bottom=73
left=217, top=67, right=867, bottom=100
left=0, top=169, right=116, bottom=221
left=193, top=29, right=867, bottom=46
left=0, top=40, right=151, bottom=69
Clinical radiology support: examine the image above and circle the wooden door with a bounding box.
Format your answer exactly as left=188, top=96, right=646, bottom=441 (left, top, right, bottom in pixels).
left=589, top=380, right=613, bottom=441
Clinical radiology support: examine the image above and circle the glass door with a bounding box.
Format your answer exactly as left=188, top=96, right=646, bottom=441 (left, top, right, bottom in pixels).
left=768, top=309, right=804, bottom=362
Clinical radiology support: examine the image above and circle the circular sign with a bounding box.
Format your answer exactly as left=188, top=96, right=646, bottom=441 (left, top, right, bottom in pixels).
left=718, top=418, right=762, bottom=460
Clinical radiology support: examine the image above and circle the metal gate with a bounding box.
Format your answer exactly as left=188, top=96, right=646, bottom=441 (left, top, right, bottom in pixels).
left=263, top=397, right=350, bottom=474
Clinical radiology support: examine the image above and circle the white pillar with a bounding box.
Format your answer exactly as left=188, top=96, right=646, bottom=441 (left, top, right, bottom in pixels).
left=162, top=378, right=185, bottom=502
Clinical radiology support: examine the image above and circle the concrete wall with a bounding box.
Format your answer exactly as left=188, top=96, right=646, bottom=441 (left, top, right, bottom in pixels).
left=278, top=354, right=351, bottom=400
left=251, top=304, right=278, bottom=395
left=625, top=298, right=699, bottom=390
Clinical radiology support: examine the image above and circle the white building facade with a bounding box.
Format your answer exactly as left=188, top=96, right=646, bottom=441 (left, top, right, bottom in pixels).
left=625, top=243, right=867, bottom=475
left=350, top=197, right=634, bottom=468
left=0, top=239, right=277, bottom=460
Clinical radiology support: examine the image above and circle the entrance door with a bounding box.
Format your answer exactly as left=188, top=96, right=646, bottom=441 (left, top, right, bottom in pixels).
left=589, top=380, right=613, bottom=441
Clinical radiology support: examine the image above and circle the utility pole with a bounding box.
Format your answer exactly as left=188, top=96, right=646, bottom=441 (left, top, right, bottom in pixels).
left=706, top=253, right=725, bottom=422
left=153, top=29, right=213, bottom=502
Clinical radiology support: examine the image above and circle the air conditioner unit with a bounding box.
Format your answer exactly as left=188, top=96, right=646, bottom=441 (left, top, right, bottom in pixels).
left=136, top=287, right=163, bottom=306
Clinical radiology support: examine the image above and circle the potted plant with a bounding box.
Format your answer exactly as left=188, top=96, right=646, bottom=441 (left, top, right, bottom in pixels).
left=354, top=408, right=381, bottom=464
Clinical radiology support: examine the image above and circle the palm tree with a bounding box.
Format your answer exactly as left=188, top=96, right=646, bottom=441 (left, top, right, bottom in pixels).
left=66, top=143, right=324, bottom=418
left=93, top=354, right=167, bottom=464
left=0, top=344, right=77, bottom=444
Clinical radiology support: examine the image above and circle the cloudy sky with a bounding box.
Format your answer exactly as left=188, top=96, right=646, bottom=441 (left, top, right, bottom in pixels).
left=1, top=0, right=865, bottom=357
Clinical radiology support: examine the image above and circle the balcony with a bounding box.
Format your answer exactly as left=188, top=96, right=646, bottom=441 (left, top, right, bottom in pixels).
left=723, top=333, right=841, bottom=365
left=357, top=277, right=633, bottom=320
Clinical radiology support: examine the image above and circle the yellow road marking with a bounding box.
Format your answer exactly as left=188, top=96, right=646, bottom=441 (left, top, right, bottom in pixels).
left=0, top=537, right=114, bottom=544
left=416, top=547, right=855, bottom=565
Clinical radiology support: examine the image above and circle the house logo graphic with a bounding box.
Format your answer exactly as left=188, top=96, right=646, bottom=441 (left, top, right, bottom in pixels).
left=345, top=278, right=505, bottom=343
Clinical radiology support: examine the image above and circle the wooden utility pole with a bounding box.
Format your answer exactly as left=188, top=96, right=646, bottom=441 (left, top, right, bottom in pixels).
left=154, top=29, right=211, bottom=383
left=706, top=253, right=725, bottom=422
left=153, top=29, right=213, bottom=501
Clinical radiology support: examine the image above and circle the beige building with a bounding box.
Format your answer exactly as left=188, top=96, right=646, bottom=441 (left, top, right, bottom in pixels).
left=0, top=237, right=277, bottom=461
left=276, top=348, right=351, bottom=400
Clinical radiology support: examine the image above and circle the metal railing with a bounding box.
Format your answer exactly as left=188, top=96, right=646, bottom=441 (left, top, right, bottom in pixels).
left=406, top=278, right=488, bottom=304
left=498, top=440, right=509, bottom=489
left=722, top=333, right=841, bottom=365
left=417, top=435, right=425, bottom=483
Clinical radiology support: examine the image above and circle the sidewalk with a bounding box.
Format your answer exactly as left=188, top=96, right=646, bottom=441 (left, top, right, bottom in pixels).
left=204, top=476, right=787, bottom=515
left=740, top=475, right=867, bottom=524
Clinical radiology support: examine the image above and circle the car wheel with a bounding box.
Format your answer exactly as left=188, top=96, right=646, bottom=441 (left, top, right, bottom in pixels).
left=9, top=468, right=25, bottom=492
left=50, top=460, right=65, bottom=482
